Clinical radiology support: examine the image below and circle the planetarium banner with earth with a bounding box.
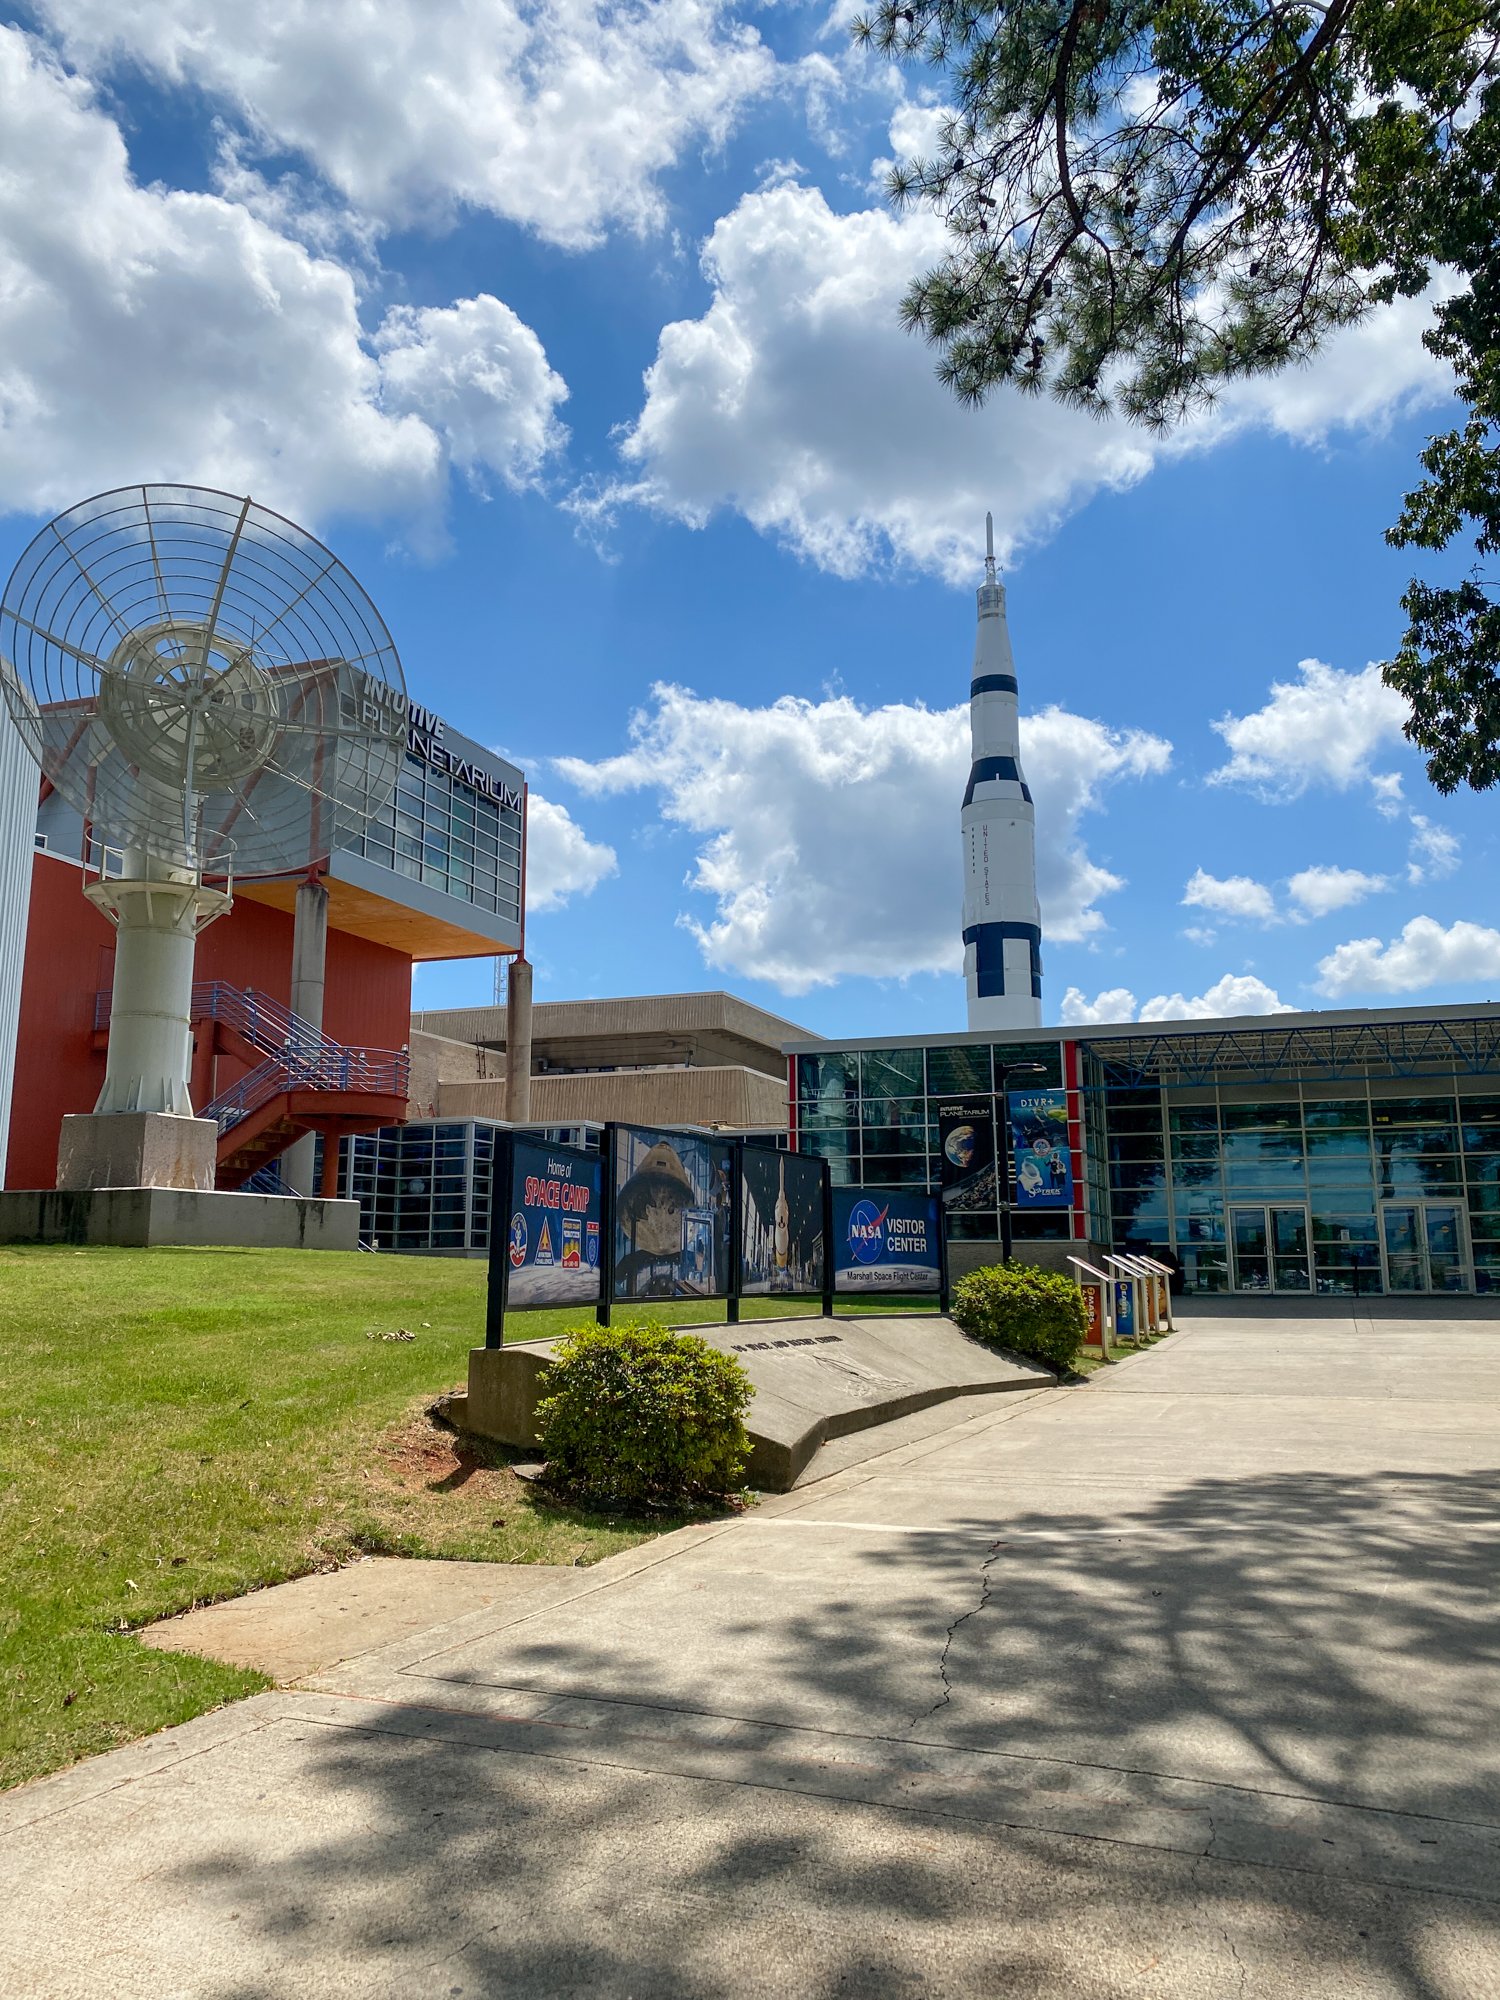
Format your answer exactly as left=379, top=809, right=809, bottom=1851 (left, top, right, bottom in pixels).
left=739, top=1144, right=827, bottom=1296
left=936, top=1099, right=999, bottom=1220
left=1008, top=1087, right=1074, bottom=1209
left=831, top=1188, right=942, bottom=1293
left=610, top=1123, right=734, bottom=1302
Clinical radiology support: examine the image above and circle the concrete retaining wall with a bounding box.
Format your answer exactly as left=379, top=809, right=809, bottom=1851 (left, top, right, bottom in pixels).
left=0, top=1187, right=360, bottom=1250
left=462, top=1314, right=1053, bottom=1492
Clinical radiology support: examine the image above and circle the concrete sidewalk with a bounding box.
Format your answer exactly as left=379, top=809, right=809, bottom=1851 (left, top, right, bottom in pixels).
left=5, top=1315, right=1500, bottom=1998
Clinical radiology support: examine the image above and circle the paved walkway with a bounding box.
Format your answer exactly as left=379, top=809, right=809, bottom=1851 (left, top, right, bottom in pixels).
left=6, top=1314, right=1500, bottom=1998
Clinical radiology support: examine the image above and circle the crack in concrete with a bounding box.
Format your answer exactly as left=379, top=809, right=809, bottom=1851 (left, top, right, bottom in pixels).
left=911, top=1537, right=1007, bottom=1727
left=1223, top=1926, right=1249, bottom=1999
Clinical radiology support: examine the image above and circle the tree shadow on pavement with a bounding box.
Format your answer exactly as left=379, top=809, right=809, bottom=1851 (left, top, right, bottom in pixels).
left=165, top=1463, right=1500, bottom=1999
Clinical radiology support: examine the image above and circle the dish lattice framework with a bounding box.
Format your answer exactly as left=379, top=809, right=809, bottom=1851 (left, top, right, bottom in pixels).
left=0, top=484, right=406, bottom=880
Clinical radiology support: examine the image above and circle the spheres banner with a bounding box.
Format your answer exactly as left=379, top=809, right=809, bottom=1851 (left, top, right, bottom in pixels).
left=611, top=1123, right=734, bottom=1301
left=832, top=1188, right=941, bottom=1293
left=504, top=1137, right=602, bottom=1308
left=740, top=1145, right=826, bottom=1296
left=1008, top=1086, right=1074, bottom=1209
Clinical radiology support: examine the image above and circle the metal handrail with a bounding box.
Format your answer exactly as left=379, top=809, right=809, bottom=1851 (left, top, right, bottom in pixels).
left=203, top=1057, right=287, bottom=1134
left=94, top=979, right=350, bottom=1065
left=204, top=1045, right=410, bottom=1135
left=90, top=977, right=409, bottom=1137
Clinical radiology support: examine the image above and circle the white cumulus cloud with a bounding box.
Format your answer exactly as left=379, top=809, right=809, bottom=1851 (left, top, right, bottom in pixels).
left=1209, top=659, right=1411, bottom=798
left=1062, top=973, right=1294, bottom=1023
left=0, top=28, right=567, bottom=531
left=1286, top=865, right=1389, bottom=917
left=1406, top=815, right=1461, bottom=884
left=31, top=0, right=775, bottom=249
left=1059, top=986, right=1138, bottom=1026
left=576, top=182, right=1162, bottom=580
left=525, top=795, right=618, bottom=913
left=580, top=177, right=1454, bottom=581
left=376, top=296, right=568, bottom=493
left=1182, top=868, right=1277, bottom=923
left=1316, top=917, right=1500, bottom=999
left=1370, top=772, right=1406, bottom=819
left=1139, top=974, right=1296, bottom=1021
left=556, top=684, right=1169, bottom=993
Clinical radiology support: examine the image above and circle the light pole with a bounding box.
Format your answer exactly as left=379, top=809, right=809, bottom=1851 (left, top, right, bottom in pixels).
left=996, top=1061, right=1047, bottom=1264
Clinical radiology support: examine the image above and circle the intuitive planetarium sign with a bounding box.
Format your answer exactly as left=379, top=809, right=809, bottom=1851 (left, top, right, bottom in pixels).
left=405, top=701, right=521, bottom=809
left=349, top=670, right=522, bottom=810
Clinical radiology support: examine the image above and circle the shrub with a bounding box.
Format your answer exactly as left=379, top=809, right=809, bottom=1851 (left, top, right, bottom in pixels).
left=950, top=1263, right=1087, bottom=1373
left=535, top=1319, right=753, bottom=1507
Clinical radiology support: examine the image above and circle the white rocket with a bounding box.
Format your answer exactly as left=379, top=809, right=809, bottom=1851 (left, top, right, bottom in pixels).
left=961, top=514, right=1043, bottom=1031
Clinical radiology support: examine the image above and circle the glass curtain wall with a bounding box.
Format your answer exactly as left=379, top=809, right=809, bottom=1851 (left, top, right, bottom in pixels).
left=341, top=1121, right=496, bottom=1253
left=341, top=751, right=523, bottom=923
left=795, top=1041, right=1070, bottom=1240
left=1102, top=1079, right=1500, bottom=1294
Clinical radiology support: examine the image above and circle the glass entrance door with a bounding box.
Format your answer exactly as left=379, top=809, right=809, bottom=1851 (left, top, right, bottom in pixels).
left=1380, top=1203, right=1471, bottom=1292
left=1230, top=1205, right=1312, bottom=1292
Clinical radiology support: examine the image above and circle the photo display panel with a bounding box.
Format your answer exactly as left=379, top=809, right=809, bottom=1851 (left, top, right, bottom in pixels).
left=936, top=1098, right=999, bottom=1221
left=1008, top=1086, right=1074, bottom=1210
left=832, top=1187, right=942, bottom=1294
left=610, top=1124, right=735, bottom=1302
left=504, top=1136, right=603, bottom=1308
left=739, top=1144, right=827, bottom=1297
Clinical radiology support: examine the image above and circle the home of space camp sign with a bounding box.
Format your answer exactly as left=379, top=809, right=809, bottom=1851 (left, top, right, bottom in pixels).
left=505, top=1138, right=602, bottom=1308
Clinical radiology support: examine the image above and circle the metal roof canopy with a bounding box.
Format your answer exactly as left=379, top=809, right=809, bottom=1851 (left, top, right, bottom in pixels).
left=1081, top=1014, right=1500, bottom=1090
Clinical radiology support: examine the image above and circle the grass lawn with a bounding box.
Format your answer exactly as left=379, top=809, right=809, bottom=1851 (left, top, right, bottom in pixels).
left=0, top=1245, right=857, bottom=1793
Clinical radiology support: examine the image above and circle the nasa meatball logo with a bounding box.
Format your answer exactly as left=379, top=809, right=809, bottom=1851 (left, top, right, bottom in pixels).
left=508, top=1212, right=528, bottom=1269
left=944, top=1125, right=977, bottom=1170
left=847, top=1198, right=889, bottom=1264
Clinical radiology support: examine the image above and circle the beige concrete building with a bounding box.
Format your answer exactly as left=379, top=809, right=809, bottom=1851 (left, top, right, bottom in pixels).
left=409, top=990, right=810, bottom=1134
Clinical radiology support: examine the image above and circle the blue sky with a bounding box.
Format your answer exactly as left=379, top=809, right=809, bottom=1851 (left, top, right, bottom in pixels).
left=0, top=1, right=1490, bottom=1038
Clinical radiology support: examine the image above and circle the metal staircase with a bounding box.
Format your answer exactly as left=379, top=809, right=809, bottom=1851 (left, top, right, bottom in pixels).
left=94, top=980, right=409, bottom=1189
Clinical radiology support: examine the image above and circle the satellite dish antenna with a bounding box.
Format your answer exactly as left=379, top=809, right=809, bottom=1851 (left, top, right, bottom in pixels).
left=0, top=484, right=405, bottom=1122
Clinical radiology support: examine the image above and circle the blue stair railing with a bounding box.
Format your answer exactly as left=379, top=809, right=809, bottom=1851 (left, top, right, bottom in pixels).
left=95, top=982, right=409, bottom=1139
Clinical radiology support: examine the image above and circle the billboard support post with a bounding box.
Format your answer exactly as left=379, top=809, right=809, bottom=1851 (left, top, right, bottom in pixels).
left=821, top=1168, right=835, bottom=1321
left=596, top=1122, right=617, bottom=1327
left=484, top=1130, right=517, bottom=1350
left=938, top=1203, right=952, bottom=1317
left=726, top=1142, right=743, bottom=1325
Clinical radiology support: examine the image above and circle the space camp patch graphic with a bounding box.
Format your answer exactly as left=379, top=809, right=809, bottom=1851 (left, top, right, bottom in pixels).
left=832, top=1187, right=941, bottom=1293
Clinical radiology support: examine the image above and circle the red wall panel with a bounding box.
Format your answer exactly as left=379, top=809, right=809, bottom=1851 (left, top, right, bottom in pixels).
left=6, top=858, right=413, bottom=1189
left=7, top=856, right=115, bottom=1190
